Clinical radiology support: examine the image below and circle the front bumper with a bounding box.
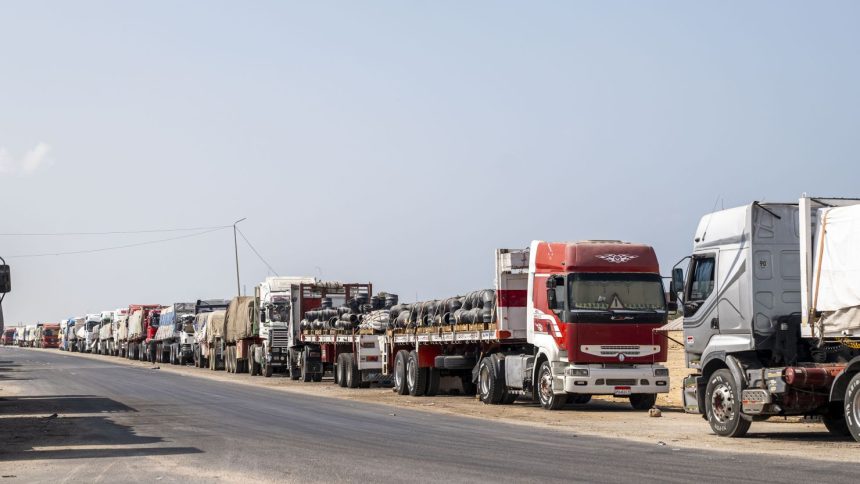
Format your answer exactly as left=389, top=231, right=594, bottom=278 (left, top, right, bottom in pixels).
left=561, top=364, right=670, bottom=395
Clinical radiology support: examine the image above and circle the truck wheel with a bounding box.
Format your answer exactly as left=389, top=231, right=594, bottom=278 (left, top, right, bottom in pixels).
left=537, top=360, right=566, bottom=410
left=407, top=350, right=428, bottom=396
left=822, top=403, right=851, bottom=438
left=844, top=372, right=860, bottom=442
left=345, top=354, right=360, bottom=389
left=263, top=358, right=273, bottom=377
left=393, top=351, right=408, bottom=395
left=479, top=355, right=505, bottom=405
left=705, top=369, right=751, bottom=437
left=425, top=368, right=440, bottom=397
left=570, top=394, right=592, bottom=405
left=336, top=354, right=346, bottom=387
left=288, top=349, right=300, bottom=380
left=301, top=350, right=312, bottom=382
left=630, top=393, right=657, bottom=410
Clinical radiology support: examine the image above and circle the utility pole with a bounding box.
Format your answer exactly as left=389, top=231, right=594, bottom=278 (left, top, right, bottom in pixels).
left=233, top=218, right=246, bottom=298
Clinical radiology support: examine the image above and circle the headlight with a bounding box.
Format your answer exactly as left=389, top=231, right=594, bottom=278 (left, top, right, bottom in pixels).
left=654, top=368, right=669, bottom=377
left=566, top=368, right=589, bottom=377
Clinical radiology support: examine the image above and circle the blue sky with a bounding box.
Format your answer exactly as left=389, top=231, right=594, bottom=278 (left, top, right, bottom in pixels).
left=1, top=1, right=859, bottom=324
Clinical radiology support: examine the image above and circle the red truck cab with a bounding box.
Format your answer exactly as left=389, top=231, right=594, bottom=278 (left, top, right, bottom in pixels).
left=529, top=240, right=670, bottom=407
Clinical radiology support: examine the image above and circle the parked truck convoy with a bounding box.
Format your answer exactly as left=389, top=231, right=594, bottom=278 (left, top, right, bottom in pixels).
left=675, top=197, right=860, bottom=441
left=18, top=221, right=860, bottom=442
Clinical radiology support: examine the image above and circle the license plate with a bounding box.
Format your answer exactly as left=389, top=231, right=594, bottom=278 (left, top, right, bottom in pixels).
left=614, top=386, right=631, bottom=397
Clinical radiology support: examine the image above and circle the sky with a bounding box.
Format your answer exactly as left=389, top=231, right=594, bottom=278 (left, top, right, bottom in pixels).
left=1, top=1, right=859, bottom=325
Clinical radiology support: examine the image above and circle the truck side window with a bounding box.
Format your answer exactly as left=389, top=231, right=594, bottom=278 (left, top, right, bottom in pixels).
left=685, top=256, right=715, bottom=315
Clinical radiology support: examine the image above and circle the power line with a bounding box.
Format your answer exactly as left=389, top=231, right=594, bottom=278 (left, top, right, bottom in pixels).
left=236, top=227, right=279, bottom=276
left=0, top=225, right=233, bottom=236
left=6, top=227, right=229, bottom=258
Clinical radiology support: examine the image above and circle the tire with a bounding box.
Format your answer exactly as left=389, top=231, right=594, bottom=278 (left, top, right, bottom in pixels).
left=407, top=350, right=428, bottom=396
left=345, top=354, right=360, bottom=389
left=822, top=403, right=851, bottom=438
left=478, top=355, right=505, bottom=405
left=537, top=360, right=566, bottom=410
left=301, top=350, right=312, bottom=382
left=288, top=349, right=300, bottom=380
left=705, top=369, right=751, bottom=437
left=630, top=393, right=657, bottom=410
left=569, top=394, right=592, bottom=405
left=264, top=358, right=273, bottom=377
left=843, top=372, right=860, bottom=442
left=393, top=351, right=409, bottom=395
left=336, top=354, right=346, bottom=387
left=425, top=369, right=440, bottom=397
left=249, top=345, right=259, bottom=376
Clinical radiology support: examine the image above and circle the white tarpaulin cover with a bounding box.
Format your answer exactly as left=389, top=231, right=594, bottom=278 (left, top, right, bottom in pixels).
left=813, top=205, right=860, bottom=334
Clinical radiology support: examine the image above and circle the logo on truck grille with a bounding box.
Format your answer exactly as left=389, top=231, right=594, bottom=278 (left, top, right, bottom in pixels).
left=596, top=254, right=639, bottom=264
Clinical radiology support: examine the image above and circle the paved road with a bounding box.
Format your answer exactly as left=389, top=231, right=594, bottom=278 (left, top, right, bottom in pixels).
left=0, top=346, right=855, bottom=483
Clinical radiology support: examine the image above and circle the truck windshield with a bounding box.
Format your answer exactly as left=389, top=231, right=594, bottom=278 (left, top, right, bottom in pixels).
left=568, top=273, right=666, bottom=312
left=270, top=303, right=290, bottom=322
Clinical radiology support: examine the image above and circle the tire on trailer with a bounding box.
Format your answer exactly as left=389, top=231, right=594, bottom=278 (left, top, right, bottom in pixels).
left=536, top=359, right=566, bottom=410
left=301, top=349, right=312, bottom=382
left=406, top=350, right=428, bottom=396
left=705, top=369, right=751, bottom=437
left=478, top=355, right=505, bottom=405
left=425, top=368, right=440, bottom=397
left=345, top=354, right=360, bottom=389
left=336, top=354, right=346, bottom=388
left=843, top=372, right=860, bottom=442
left=629, top=393, right=657, bottom=410
left=393, top=350, right=409, bottom=395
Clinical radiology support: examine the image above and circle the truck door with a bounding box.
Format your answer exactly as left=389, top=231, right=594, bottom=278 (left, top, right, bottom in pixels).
left=684, top=253, right=719, bottom=356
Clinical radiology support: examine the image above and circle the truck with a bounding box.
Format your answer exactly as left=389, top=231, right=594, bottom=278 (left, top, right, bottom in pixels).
left=76, top=314, right=102, bottom=353
left=59, top=318, right=76, bottom=351
left=36, top=322, right=60, bottom=348
left=152, top=302, right=196, bottom=365
left=191, top=300, right=230, bottom=368
left=121, top=305, right=162, bottom=361
left=293, top=281, right=395, bottom=386
left=23, top=324, right=37, bottom=347
left=367, top=241, right=672, bottom=409
left=111, top=308, right=129, bottom=357
left=673, top=197, right=860, bottom=441
left=211, top=296, right=256, bottom=374
left=205, top=309, right=229, bottom=370
left=248, top=277, right=317, bottom=377
left=97, top=311, right=114, bottom=355
left=1, top=327, right=14, bottom=345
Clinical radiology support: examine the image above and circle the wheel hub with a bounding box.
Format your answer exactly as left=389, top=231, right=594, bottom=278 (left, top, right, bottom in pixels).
left=711, top=383, right=735, bottom=422
left=539, top=368, right=553, bottom=403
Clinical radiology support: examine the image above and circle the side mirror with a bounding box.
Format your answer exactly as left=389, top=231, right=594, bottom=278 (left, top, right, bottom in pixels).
left=672, top=268, right=685, bottom=302
left=0, top=265, right=10, bottom=293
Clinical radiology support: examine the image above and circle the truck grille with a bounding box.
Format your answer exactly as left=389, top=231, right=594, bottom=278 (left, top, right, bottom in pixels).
left=271, top=329, right=290, bottom=348
left=605, top=379, right=637, bottom=386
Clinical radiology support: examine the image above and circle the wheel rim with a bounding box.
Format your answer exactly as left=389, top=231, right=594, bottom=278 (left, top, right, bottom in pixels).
left=539, top=366, right=553, bottom=404
left=395, top=358, right=403, bottom=388
left=711, top=382, right=736, bottom=423
left=406, top=358, right=415, bottom=389
left=853, top=384, right=860, bottom=425
left=479, top=364, right=490, bottom=397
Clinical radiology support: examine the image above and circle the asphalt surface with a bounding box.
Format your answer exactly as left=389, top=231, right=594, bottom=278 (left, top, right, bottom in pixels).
left=0, top=346, right=856, bottom=483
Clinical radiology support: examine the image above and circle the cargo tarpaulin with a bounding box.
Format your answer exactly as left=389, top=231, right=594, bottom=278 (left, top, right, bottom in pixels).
left=205, top=310, right=227, bottom=343
left=225, top=296, right=255, bottom=343
left=813, top=205, right=860, bottom=335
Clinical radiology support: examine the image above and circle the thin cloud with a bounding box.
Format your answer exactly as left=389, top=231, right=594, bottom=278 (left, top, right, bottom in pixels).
left=0, top=142, right=52, bottom=175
